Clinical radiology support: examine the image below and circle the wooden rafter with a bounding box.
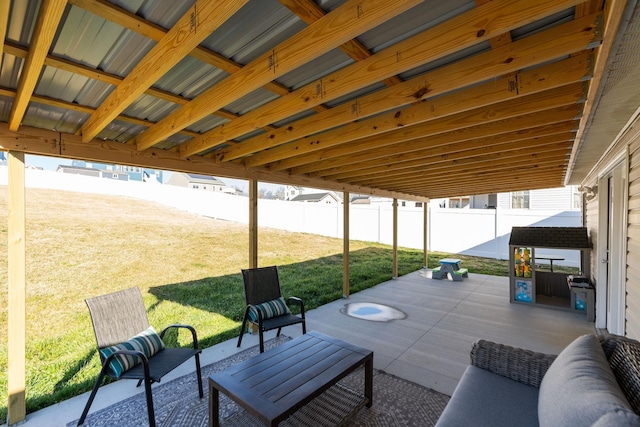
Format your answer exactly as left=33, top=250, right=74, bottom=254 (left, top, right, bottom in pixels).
left=279, top=0, right=402, bottom=87
left=80, top=0, right=247, bottom=142
left=185, top=0, right=590, bottom=160
left=134, top=0, right=423, bottom=151
left=8, top=0, right=67, bottom=131
left=291, top=89, right=584, bottom=176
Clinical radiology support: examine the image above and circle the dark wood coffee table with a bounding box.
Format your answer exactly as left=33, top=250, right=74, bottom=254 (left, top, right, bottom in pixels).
left=208, top=331, right=373, bottom=427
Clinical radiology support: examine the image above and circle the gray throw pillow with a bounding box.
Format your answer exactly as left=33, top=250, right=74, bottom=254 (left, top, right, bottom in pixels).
left=538, top=334, right=637, bottom=427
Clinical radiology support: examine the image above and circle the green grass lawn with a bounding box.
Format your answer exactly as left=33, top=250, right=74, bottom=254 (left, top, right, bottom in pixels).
left=0, top=187, right=575, bottom=419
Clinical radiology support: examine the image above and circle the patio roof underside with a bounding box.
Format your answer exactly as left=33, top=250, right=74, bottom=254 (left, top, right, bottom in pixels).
left=1, top=0, right=639, bottom=200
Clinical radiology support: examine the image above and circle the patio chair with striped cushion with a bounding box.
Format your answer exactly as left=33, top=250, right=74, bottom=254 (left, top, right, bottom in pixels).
left=77, top=286, right=203, bottom=427
left=237, top=266, right=306, bottom=353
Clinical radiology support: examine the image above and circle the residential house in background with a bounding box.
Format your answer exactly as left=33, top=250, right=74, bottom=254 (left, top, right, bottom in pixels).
left=290, top=192, right=340, bottom=205
left=57, top=164, right=129, bottom=181
left=431, top=186, right=582, bottom=210
left=70, top=160, right=163, bottom=183
left=167, top=173, right=226, bottom=191
left=285, top=185, right=304, bottom=201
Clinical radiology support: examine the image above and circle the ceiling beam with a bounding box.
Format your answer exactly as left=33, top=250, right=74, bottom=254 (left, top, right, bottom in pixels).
left=3, top=41, right=243, bottom=123
left=279, top=0, right=402, bottom=87
left=245, top=37, right=594, bottom=168
left=0, top=123, right=427, bottom=201
left=67, top=0, right=292, bottom=97
left=323, top=132, right=575, bottom=181
left=187, top=0, right=591, bottom=160
left=80, top=0, right=248, bottom=142
left=292, top=88, right=584, bottom=175
left=269, top=59, right=590, bottom=172
left=8, top=0, right=67, bottom=131
left=133, top=0, right=423, bottom=151
left=347, top=146, right=571, bottom=186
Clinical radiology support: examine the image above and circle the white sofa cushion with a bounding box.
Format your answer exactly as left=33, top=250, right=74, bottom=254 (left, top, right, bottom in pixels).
left=538, top=334, right=640, bottom=427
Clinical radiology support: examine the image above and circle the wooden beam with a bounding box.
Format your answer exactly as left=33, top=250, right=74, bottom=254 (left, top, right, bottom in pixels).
left=7, top=151, right=26, bottom=425
left=8, top=0, right=67, bottom=131
left=343, top=191, right=350, bottom=299
left=245, top=21, right=597, bottom=168
left=249, top=179, right=258, bottom=269
left=352, top=149, right=571, bottom=186
left=67, top=0, right=293, bottom=97
left=272, top=62, right=586, bottom=173
left=368, top=155, right=570, bottom=191
left=423, top=203, right=428, bottom=269
left=0, top=86, right=201, bottom=139
left=80, top=0, right=247, bottom=142
left=0, top=0, right=10, bottom=67
left=208, top=0, right=596, bottom=161
left=295, top=91, right=583, bottom=176
left=2, top=41, right=243, bottom=123
left=321, top=131, right=575, bottom=181
left=134, top=0, right=423, bottom=151
left=393, top=198, right=398, bottom=279
left=279, top=0, right=402, bottom=87
left=0, top=123, right=428, bottom=202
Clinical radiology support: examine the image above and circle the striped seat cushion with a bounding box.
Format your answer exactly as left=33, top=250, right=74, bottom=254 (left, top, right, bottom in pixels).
left=248, top=297, right=291, bottom=323
left=99, top=326, right=165, bottom=378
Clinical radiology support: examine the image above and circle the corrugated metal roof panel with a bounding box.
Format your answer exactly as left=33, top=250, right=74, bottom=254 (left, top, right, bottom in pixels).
left=202, top=0, right=305, bottom=64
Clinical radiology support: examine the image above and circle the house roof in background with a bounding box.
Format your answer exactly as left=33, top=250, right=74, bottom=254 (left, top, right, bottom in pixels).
left=184, top=173, right=226, bottom=186
left=1, top=0, right=639, bottom=200
left=291, top=192, right=338, bottom=202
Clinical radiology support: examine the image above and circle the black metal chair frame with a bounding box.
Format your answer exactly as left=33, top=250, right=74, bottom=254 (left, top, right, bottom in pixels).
left=78, top=287, right=203, bottom=427
left=237, top=266, right=306, bottom=353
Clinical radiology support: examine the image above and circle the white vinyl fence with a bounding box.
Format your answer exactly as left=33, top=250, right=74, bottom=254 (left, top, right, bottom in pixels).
left=0, top=167, right=582, bottom=266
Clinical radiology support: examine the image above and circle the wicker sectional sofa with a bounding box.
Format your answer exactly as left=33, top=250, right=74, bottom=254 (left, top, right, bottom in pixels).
left=436, top=334, right=640, bottom=426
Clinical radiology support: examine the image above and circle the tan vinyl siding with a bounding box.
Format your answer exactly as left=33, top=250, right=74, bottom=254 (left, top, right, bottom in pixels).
left=626, top=127, right=640, bottom=339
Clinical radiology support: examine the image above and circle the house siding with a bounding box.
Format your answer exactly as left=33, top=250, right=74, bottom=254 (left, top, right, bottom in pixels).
left=626, top=127, right=640, bottom=339
left=584, top=114, right=640, bottom=340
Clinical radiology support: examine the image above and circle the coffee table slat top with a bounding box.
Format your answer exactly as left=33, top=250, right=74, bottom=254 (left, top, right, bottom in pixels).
left=209, top=331, right=373, bottom=426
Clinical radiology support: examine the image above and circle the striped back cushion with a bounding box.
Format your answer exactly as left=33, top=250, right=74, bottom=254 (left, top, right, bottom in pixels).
left=248, top=297, right=291, bottom=323
left=99, top=326, right=165, bottom=378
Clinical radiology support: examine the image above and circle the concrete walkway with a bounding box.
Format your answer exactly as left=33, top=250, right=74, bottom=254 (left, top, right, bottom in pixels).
left=8, top=271, right=595, bottom=426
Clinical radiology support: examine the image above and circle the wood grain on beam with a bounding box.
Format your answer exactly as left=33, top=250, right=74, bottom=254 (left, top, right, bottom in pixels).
left=0, top=123, right=427, bottom=201
left=219, top=12, right=600, bottom=164
left=247, top=47, right=592, bottom=168
left=279, top=0, right=402, bottom=86
left=291, top=87, right=584, bottom=175
left=8, top=0, right=67, bottom=131
left=80, top=0, right=247, bottom=142
left=3, top=41, right=242, bottom=122
left=68, top=0, right=292, bottom=97
left=134, top=0, right=423, bottom=151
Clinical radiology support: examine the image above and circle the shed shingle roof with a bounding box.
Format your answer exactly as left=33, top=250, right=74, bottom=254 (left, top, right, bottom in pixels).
left=509, top=227, right=590, bottom=249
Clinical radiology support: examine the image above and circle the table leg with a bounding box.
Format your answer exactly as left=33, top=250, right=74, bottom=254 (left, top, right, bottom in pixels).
left=209, top=381, right=220, bottom=427
left=364, top=356, right=373, bottom=408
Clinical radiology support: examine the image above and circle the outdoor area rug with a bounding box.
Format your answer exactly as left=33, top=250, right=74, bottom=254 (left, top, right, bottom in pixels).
left=70, top=336, right=450, bottom=427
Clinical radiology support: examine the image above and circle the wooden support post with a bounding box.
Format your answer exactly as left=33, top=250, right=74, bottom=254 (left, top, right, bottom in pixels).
left=248, top=179, right=258, bottom=269
left=393, top=198, right=398, bottom=279
left=343, top=192, right=350, bottom=299
left=7, top=151, right=26, bottom=425
left=423, top=202, right=429, bottom=269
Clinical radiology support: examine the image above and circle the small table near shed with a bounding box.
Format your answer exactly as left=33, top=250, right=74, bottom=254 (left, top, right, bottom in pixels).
left=208, top=331, right=373, bottom=426
left=432, top=258, right=468, bottom=281
left=535, top=255, right=565, bottom=272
